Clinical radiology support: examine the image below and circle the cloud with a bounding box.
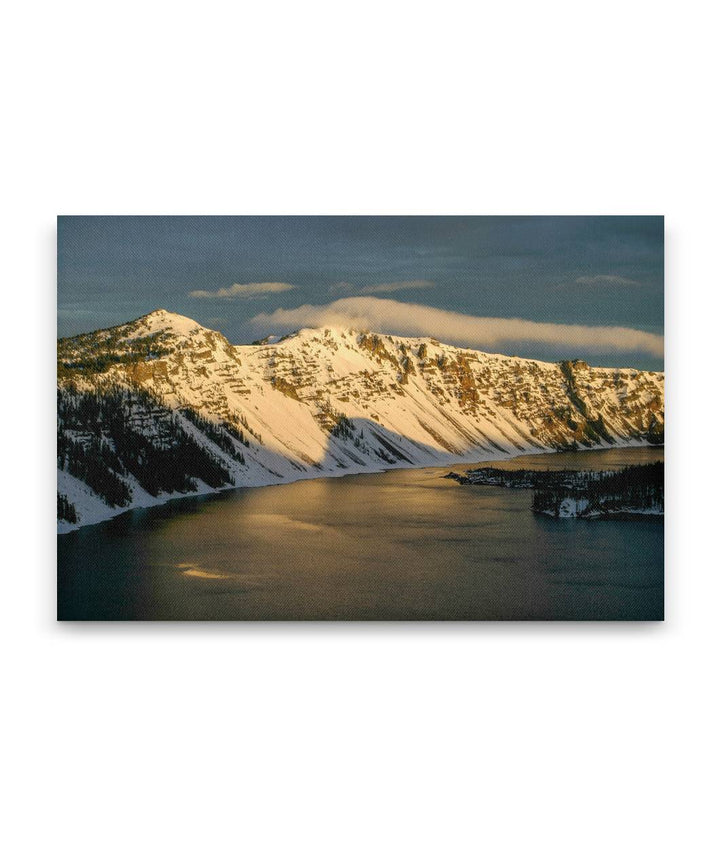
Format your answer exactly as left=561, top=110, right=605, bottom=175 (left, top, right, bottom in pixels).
left=358, top=280, right=435, bottom=295
left=250, top=297, right=664, bottom=358
left=190, top=282, right=295, bottom=299
left=575, top=275, right=641, bottom=286
left=329, top=280, right=435, bottom=296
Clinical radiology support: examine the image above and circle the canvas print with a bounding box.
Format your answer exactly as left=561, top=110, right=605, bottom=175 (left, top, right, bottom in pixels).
left=57, top=216, right=664, bottom=620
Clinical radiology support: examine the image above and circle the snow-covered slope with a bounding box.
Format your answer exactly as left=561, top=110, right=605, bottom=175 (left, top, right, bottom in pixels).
left=57, top=309, right=664, bottom=531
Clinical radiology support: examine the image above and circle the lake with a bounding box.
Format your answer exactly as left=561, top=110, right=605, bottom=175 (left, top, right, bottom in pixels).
left=57, top=446, right=664, bottom=620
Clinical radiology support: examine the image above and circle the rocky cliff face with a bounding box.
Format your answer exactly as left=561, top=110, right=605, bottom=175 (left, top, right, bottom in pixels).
left=57, top=310, right=664, bottom=531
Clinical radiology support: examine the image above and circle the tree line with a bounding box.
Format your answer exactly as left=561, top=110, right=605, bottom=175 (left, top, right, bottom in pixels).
left=57, top=492, right=78, bottom=523
left=532, top=462, right=664, bottom=516
left=57, top=385, right=237, bottom=505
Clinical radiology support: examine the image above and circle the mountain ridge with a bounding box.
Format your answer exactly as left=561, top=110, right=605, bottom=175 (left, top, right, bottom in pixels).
left=57, top=311, right=664, bottom=531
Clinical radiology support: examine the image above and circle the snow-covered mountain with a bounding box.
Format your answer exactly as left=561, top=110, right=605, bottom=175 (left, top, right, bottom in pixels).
left=57, top=309, right=664, bottom=531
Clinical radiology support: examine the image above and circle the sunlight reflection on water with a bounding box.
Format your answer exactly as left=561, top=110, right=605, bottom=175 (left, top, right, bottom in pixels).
left=58, top=447, right=664, bottom=620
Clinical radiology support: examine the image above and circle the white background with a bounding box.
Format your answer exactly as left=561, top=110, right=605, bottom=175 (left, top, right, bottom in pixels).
left=2, top=1, right=718, bottom=854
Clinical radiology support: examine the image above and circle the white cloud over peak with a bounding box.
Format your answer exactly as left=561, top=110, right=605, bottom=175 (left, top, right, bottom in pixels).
left=250, top=297, right=664, bottom=358
left=190, top=282, right=295, bottom=299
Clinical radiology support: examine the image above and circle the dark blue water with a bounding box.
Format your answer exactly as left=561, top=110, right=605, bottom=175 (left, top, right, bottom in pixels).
left=57, top=447, right=663, bottom=620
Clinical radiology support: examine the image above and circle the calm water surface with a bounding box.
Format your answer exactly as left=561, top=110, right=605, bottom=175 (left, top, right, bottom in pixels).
left=58, top=447, right=664, bottom=620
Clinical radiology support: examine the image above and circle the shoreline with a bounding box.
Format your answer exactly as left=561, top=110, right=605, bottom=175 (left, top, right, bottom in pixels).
left=57, top=440, right=663, bottom=536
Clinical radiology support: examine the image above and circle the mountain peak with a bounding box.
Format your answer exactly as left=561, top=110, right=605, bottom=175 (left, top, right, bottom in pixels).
left=57, top=308, right=664, bottom=531
left=140, top=308, right=191, bottom=323
left=135, top=309, right=206, bottom=336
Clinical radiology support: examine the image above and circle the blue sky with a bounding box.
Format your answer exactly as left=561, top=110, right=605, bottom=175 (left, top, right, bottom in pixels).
left=58, top=216, right=664, bottom=370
